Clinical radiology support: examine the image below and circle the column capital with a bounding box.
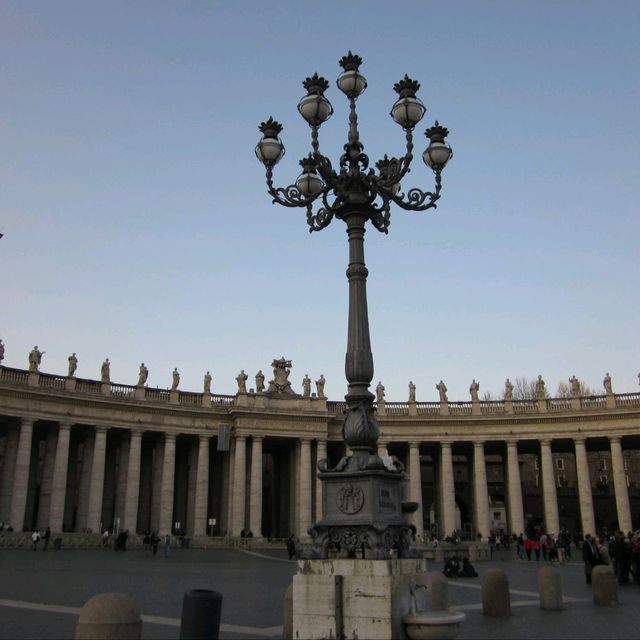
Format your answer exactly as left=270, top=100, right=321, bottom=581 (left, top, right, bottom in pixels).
left=129, top=429, right=143, bottom=439
left=57, top=421, right=73, bottom=431
left=94, top=426, right=109, bottom=435
left=251, top=435, right=264, bottom=443
left=198, top=433, right=211, bottom=443
left=609, top=435, right=621, bottom=445
left=408, top=440, right=421, bottom=449
left=539, top=438, right=552, bottom=448
left=299, top=436, right=312, bottom=444
left=573, top=436, right=586, bottom=446
left=505, top=438, right=519, bottom=448
left=234, top=432, right=248, bottom=442
left=440, top=439, right=454, bottom=448
left=473, top=440, right=485, bottom=450
left=20, top=416, right=36, bottom=427
left=164, top=432, right=177, bottom=443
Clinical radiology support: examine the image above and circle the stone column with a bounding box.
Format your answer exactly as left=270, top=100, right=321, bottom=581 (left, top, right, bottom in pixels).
left=193, top=435, right=210, bottom=536
left=315, top=440, right=327, bottom=522
left=439, top=441, right=456, bottom=539
left=408, top=441, right=424, bottom=539
left=86, top=427, right=108, bottom=533
left=231, top=434, right=247, bottom=536
left=609, top=436, right=632, bottom=533
left=574, top=437, right=596, bottom=537
left=158, top=433, right=176, bottom=535
left=37, top=428, right=58, bottom=529
left=472, top=441, right=491, bottom=540
left=76, top=430, right=95, bottom=531
left=540, top=439, right=560, bottom=534
left=49, top=423, right=72, bottom=533
left=505, top=439, right=525, bottom=536
left=9, top=418, right=35, bottom=531
left=249, top=436, right=263, bottom=538
left=122, top=430, right=142, bottom=533
left=298, top=438, right=312, bottom=539
left=0, top=425, right=19, bottom=523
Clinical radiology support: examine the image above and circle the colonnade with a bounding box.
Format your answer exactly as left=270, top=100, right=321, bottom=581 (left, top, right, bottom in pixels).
left=0, top=414, right=637, bottom=540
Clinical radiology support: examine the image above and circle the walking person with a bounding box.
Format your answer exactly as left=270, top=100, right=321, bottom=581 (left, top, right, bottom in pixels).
left=43, top=526, right=51, bottom=551
left=31, top=530, right=40, bottom=551
left=164, top=533, right=171, bottom=557
left=151, top=532, right=160, bottom=556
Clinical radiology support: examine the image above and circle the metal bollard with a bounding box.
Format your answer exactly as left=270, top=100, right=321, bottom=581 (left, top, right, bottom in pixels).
left=180, top=589, right=223, bottom=640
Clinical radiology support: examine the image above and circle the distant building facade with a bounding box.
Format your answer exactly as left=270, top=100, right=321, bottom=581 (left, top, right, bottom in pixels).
left=1, top=363, right=639, bottom=540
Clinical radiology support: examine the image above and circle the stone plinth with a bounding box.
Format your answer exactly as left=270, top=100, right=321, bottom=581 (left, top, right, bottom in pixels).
left=293, top=557, right=428, bottom=640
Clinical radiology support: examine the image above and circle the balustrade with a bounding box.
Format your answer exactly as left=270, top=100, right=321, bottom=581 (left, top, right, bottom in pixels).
left=38, top=373, right=66, bottom=389
left=480, top=401, right=506, bottom=415
left=548, top=398, right=572, bottom=411
left=513, top=400, right=538, bottom=413
left=449, top=401, right=472, bottom=415
left=616, top=392, right=640, bottom=407
left=74, top=378, right=102, bottom=394
left=109, top=383, right=136, bottom=397
left=0, top=367, right=29, bottom=384
left=178, top=391, right=202, bottom=406
left=416, top=402, right=440, bottom=415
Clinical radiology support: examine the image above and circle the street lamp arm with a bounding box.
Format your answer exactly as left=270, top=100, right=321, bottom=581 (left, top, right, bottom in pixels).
left=387, top=170, right=443, bottom=211
left=265, top=166, right=319, bottom=208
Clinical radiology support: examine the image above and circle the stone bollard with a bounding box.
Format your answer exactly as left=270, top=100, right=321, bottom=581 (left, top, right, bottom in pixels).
left=180, top=589, right=223, bottom=640
left=592, top=565, right=618, bottom=607
left=538, top=566, right=563, bottom=610
left=482, top=569, right=510, bottom=617
left=283, top=583, right=293, bottom=640
left=75, top=592, right=141, bottom=640
left=429, top=573, right=449, bottom=611
left=468, top=544, right=478, bottom=563
left=435, top=545, right=444, bottom=563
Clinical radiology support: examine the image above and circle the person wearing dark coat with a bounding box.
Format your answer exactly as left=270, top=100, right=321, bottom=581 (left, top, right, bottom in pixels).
left=582, top=534, right=601, bottom=584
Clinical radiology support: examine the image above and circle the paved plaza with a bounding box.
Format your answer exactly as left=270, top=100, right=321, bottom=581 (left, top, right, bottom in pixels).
left=0, top=546, right=638, bottom=639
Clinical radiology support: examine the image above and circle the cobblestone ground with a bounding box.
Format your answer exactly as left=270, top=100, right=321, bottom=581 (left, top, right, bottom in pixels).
left=0, top=545, right=638, bottom=639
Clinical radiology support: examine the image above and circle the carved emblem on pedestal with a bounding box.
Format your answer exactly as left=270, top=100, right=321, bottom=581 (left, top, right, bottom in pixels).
left=266, top=357, right=297, bottom=395
left=337, top=483, right=364, bottom=514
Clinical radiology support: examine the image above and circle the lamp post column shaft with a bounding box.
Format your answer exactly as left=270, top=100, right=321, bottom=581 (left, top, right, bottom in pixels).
left=344, top=212, right=374, bottom=401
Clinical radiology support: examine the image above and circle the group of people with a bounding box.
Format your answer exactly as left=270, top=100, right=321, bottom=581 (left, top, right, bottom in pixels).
left=513, top=530, right=572, bottom=562
left=141, top=531, right=172, bottom=556
left=582, top=530, right=640, bottom=586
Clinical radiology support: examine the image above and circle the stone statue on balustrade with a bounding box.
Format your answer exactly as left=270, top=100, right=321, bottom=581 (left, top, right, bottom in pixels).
left=504, top=378, right=514, bottom=401
left=137, top=363, right=148, bottom=386
left=603, top=372, right=612, bottom=395
left=28, top=346, right=44, bottom=372
left=266, top=357, right=296, bottom=395
left=535, top=374, right=546, bottom=399
left=436, top=380, right=448, bottom=403
left=469, top=379, right=480, bottom=402
left=315, top=374, right=326, bottom=398
left=302, top=374, right=311, bottom=397
left=68, top=353, right=78, bottom=377
left=171, top=367, right=180, bottom=391
left=101, top=358, right=111, bottom=383
left=203, top=371, right=212, bottom=394
left=236, top=369, right=248, bottom=393
left=255, top=370, right=265, bottom=393
left=569, top=375, right=580, bottom=397
left=408, top=381, right=416, bottom=403
left=0, top=339, right=5, bottom=364
left=376, top=381, right=385, bottom=403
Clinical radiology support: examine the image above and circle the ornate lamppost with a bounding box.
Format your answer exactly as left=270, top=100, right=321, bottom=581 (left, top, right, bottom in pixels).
left=256, top=52, right=452, bottom=559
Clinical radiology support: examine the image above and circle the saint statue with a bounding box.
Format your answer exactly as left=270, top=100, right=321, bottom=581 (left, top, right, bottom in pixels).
left=569, top=375, right=580, bottom=397
left=504, top=378, right=514, bottom=401
left=436, top=380, right=448, bottom=403
left=603, top=372, right=612, bottom=395
left=101, top=358, right=110, bottom=383
left=28, top=345, right=44, bottom=372
left=68, top=353, right=78, bottom=377
left=408, top=381, right=416, bottom=403
left=236, top=369, right=248, bottom=393
left=0, top=338, right=5, bottom=364
left=302, top=374, right=311, bottom=397
left=255, top=370, right=265, bottom=393
left=535, top=374, right=546, bottom=399
left=315, top=374, right=326, bottom=399
left=203, top=371, right=212, bottom=394
left=171, top=367, right=180, bottom=391
left=137, top=363, right=148, bottom=386
left=375, top=381, right=385, bottom=403
left=469, top=379, right=480, bottom=402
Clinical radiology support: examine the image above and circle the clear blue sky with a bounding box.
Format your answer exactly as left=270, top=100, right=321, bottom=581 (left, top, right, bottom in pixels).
left=1, top=1, right=639, bottom=400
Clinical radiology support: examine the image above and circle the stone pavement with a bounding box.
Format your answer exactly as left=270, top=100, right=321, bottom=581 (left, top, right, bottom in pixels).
left=0, top=546, right=638, bottom=639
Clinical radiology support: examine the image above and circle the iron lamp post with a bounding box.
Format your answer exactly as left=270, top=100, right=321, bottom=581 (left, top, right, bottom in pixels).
left=256, top=52, right=452, bottom=558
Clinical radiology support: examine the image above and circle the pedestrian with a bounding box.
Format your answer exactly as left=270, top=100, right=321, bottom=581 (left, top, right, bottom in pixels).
left=151, top=532, right=160, bottom=556
left=582, top=534, right=602, bottom=585
left=533, top=535, right=541, bottom=561
left=31, top=530, right=40, bottom=551
left=516, top=533, right=525, bottom=560
left=164, top=533, right=171, bottom=557
left=286, top=534, right=296, bottom=560
left=101, top=529, right=109, bottom=548
left=43, top=526, right=51, bottom=551
left=524, top=534, right=533, bottom=560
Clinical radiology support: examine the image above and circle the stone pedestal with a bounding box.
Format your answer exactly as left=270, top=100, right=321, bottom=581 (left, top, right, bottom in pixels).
left=292, top=557, right=428, bottom=640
